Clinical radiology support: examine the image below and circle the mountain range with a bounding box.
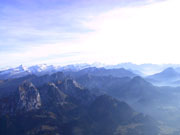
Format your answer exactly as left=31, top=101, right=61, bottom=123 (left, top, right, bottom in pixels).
left=0, top=64, right=137, bottom=80
left=0, top=72, right=159, bottom=135
left=1, top=64, right=180, bottom=134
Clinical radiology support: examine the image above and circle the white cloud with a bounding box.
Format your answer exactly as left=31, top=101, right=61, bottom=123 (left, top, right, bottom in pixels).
left=79, top=0, right=180, bottom=64
left=1, top=0, right=180, bottom=67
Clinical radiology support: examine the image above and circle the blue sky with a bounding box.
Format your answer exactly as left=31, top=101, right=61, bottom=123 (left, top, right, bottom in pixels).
left=1, top=0, right=180, bottom=68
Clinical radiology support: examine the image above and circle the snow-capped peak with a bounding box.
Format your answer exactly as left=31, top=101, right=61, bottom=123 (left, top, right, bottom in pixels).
left=27, top=64, right=57, bottom=74
left=15, top=65, right=28, bottom=72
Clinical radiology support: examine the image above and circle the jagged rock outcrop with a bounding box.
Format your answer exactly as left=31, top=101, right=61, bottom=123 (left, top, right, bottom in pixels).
left=56, top=78, right=94, bottom=105
left=39, top=82, right=67, bottom=108
left=17, top=81, right=41, bottom=111
left=0, top=81, right=41, bottom=115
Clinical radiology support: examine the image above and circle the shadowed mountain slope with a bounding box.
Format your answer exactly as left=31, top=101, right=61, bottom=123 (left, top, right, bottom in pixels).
left=0, top=73, right=160, bottom=135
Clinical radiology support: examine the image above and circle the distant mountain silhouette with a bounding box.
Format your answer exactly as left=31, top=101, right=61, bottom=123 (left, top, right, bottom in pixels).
left=65, top=67, right=137, bottom=80
left=76, top=75, right=158, bottom=103
left=148, top=67, right=179, bottom=79
left=146, top=67, right=180, bottom=86
left=0, top=64, right=137, bottom=81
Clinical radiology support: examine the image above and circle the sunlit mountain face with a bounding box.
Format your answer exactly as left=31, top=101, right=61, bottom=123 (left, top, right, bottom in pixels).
left=1, top=0, right=180, bottom=134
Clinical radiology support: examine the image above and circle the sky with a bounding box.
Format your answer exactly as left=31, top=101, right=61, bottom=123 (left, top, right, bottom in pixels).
left=1, top=0, right=180, bottom=68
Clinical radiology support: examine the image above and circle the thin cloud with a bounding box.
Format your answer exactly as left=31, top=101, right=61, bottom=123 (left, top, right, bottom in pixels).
left=0, top=0, right=170, bottom=68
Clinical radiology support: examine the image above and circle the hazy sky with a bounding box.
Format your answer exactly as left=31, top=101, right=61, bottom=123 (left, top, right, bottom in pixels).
left=1, top=0, right=180, bottom=68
